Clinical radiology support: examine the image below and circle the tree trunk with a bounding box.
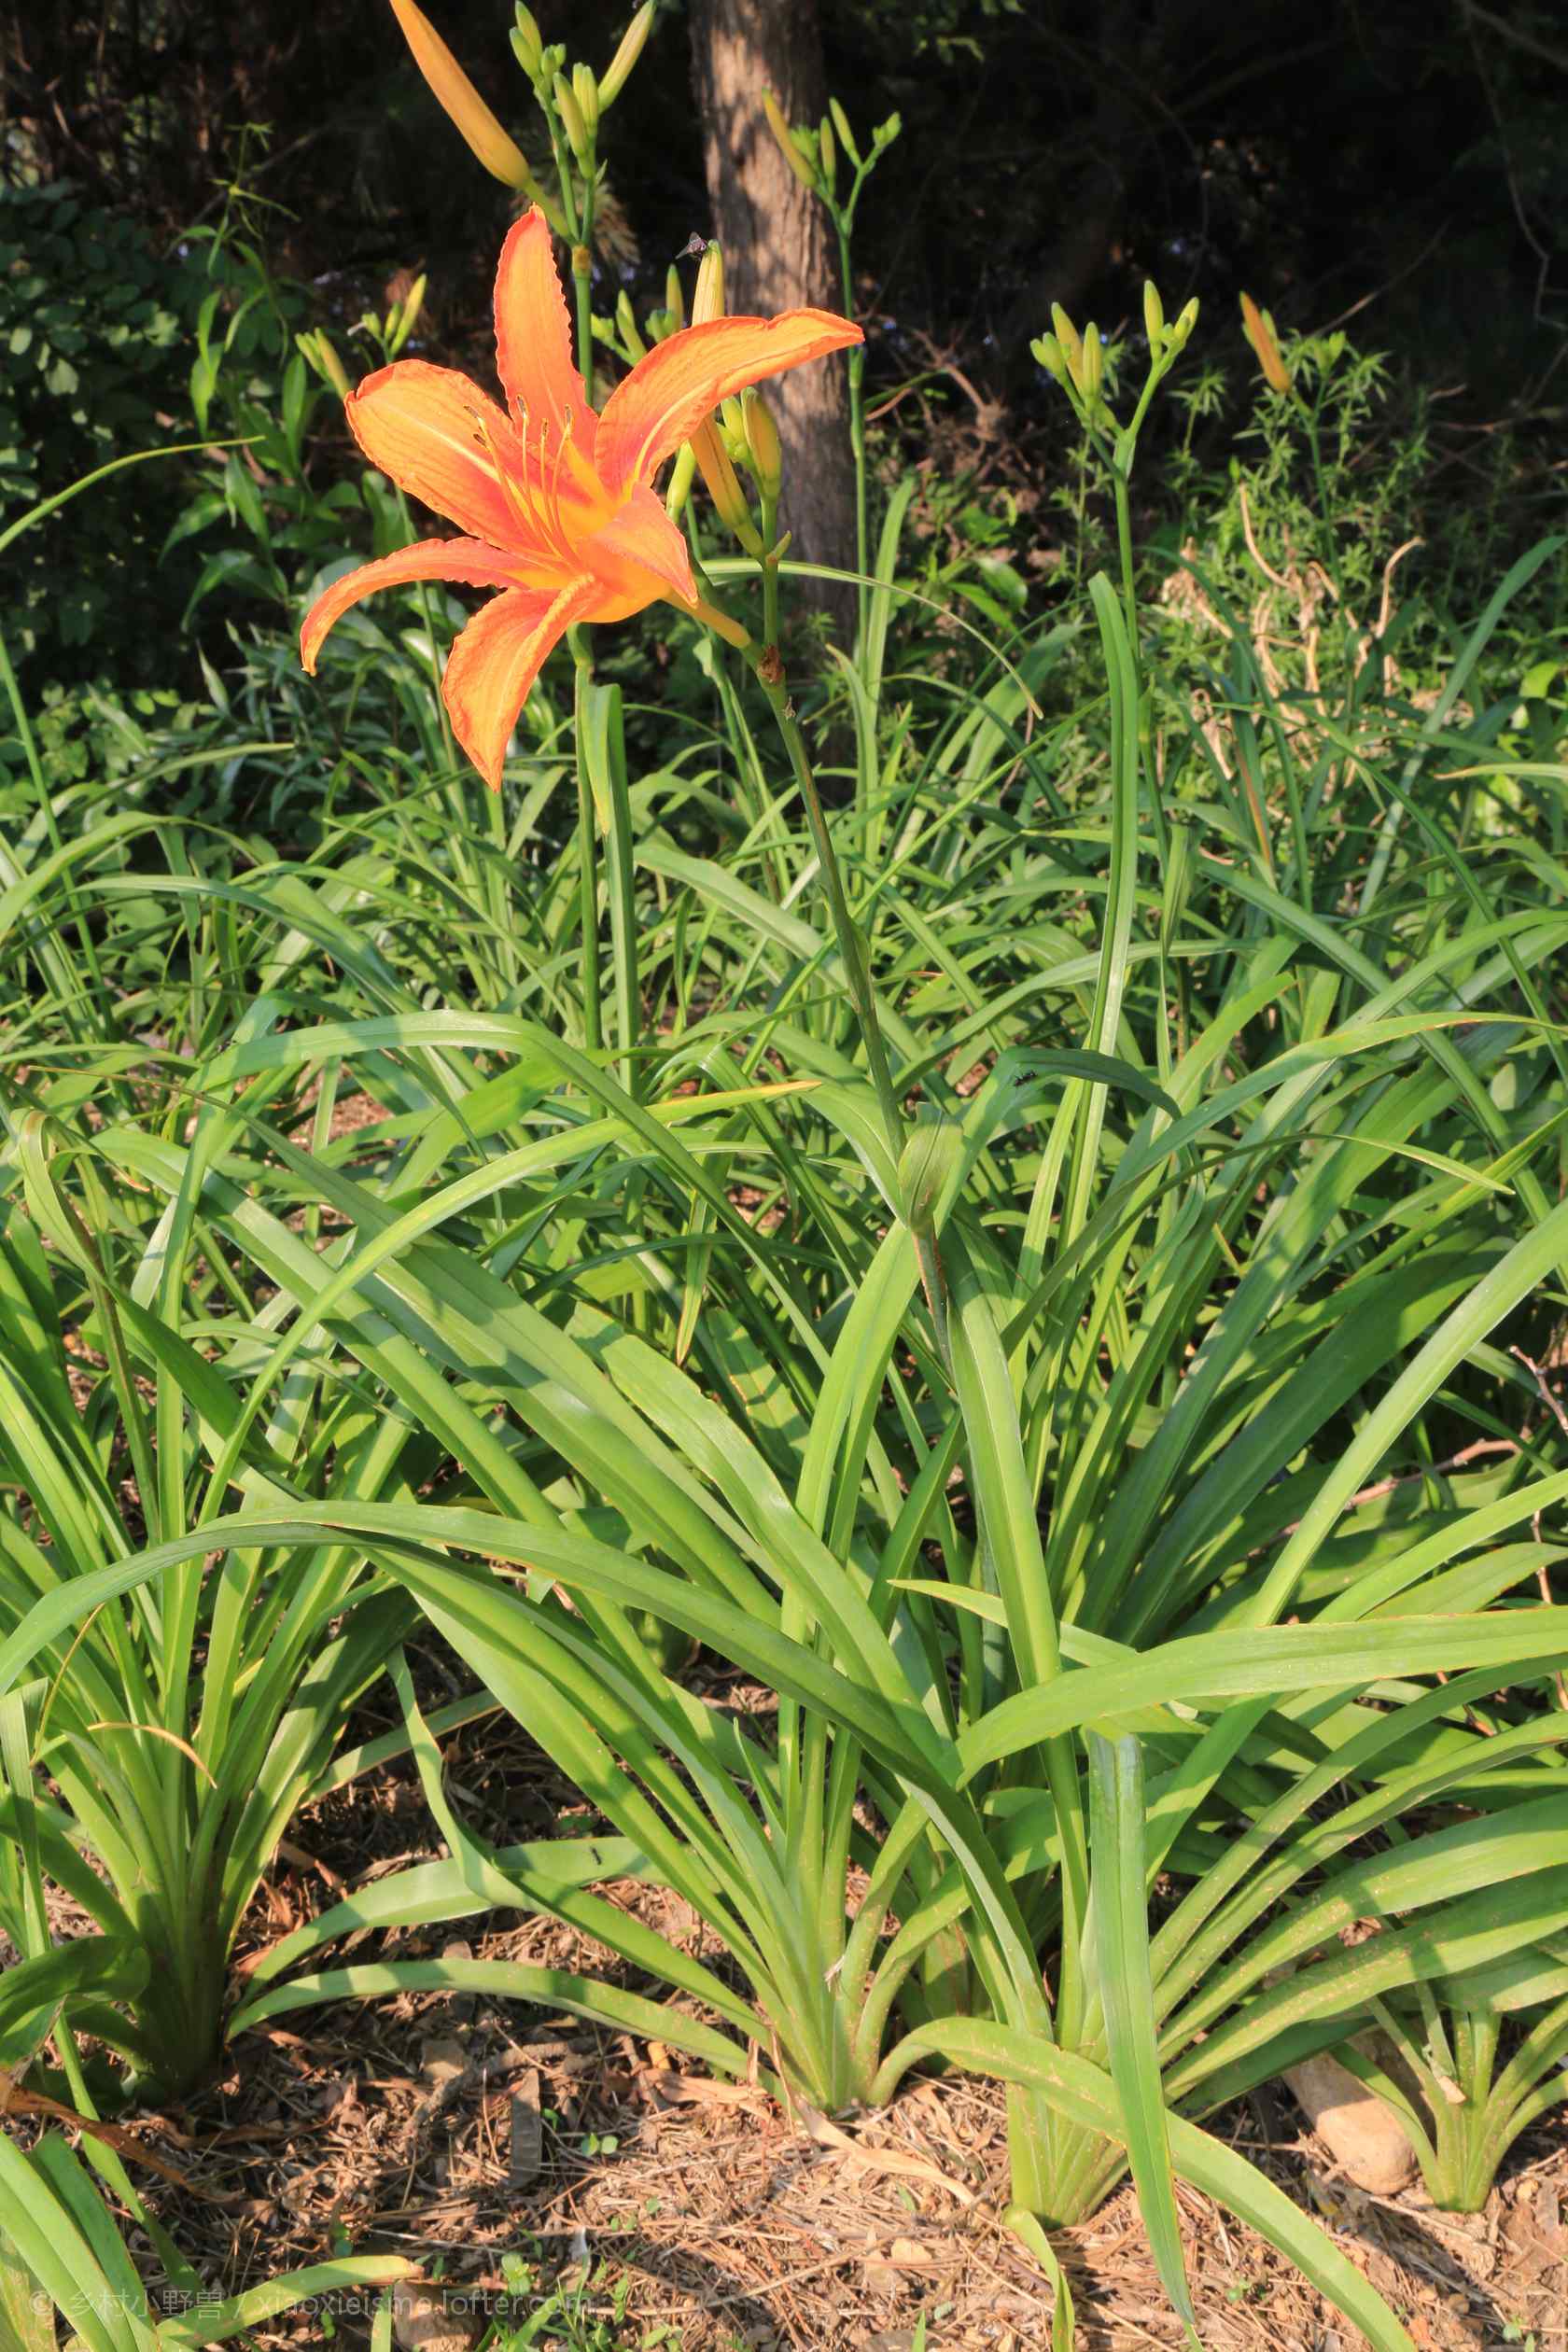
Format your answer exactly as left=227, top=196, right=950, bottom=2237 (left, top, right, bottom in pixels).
left=689, top=0, right=857, bottom=639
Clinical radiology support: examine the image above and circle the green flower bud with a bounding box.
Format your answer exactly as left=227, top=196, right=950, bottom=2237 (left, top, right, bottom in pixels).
left=599, top=2, right=655, bottom=108
left=297, top=329, right=352, bottom=399
left=828, top=97, right=861, bottom=168
left=663, top=439, right=696, bottom=521
left=1142, top=280, right=1164, bottom=352
left=719, top=410, right=748, bottom=466
left=742, top=389, right=782, bottom=498
left=1030, top=331, right=1068, bottom=385
left=511, top=7, right=542, bottom=75
left=1049, top=302, right=1084, bottom=386
left=818, top=112, right=836, bottom=191
left=553, top=70, right=592, bottom=163
left=692, top=241, right=725, bottom=326
left=1079, top=323, right=1103, bottom=404
left=571, top=62, right=600, bottom=141
left=664, top=262, right=685, bottom=328
left=1170, top=296, right=1199, bottom=352
left=791, top=125, right=820, bottom=179
left=386, top=270, right=427, bottom=356
left=615, top=287, right=649, bottom=359
left=691, top=418, right=763, bottom=553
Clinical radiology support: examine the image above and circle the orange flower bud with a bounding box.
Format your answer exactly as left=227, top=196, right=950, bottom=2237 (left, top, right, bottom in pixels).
left=1239, top=292, right=1292, bottom=394
left=763, top=91, right=819, bottom=192
left=387, top=0, right=534, bottom=191
left=691, top=417, right=763, bottom=553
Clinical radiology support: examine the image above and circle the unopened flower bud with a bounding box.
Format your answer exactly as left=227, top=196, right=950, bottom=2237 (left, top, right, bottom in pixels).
left=873, top=112, right=901, bottom=149
left=763, top=90, right=819, bottom=191
left=512, top=5, right=543, bottom=74
left=298, top=329, right=352, bottom=399
left=599, top=2, right=655, bottom=108
left=553, top=70, right=592, bottom=162
left=664, top=262, right=685, bottom=329
left=1030, top=331, right=1068, bottom=385
left=743, top=390, right=782, bottom=498
left=692, top=241, right=725, bottom=326
left=1049, top=302, right=1084, bottom=387
left=828, top=97, right=861, bottom=167
left=691, top=418, right=763, bottom=553
left=1142, top=280, right=1164, bottom=352
left=1239, top=292, right=1291, bottom=394
left=615, top=288, right=649, bottom=359
left=1170, top=296, right=1199, bottom=352
left=819, top=112, right=836, bottom=190
left=1079, top=324, right=1103, bottom=405
left=386, top=270, right=427, bottom=354
left=388, top=0, right=536, bottom=190
left=572, top=62, right=600, bottom=139
left=664, top=440, right=696, bottom=521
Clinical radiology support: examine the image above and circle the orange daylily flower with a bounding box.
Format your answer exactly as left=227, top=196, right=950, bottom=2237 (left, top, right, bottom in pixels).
left=301, top=207, right=862, bottom=787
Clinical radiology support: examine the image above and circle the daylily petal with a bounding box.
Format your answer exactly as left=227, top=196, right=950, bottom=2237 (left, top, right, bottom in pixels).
left=581, top=483, right=698, bottom=610
left=300, top=538, right=524, bottom=673
left=495, top=208, right=595, bottom=450
left=344, top=360, right=535, bottom=549
left=593, top=311, right=864, bottom=494
left=441, top=577, right=605, bottom=789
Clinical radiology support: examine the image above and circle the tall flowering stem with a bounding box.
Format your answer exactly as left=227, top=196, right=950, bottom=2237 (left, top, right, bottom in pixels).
left=751, top=658, right=903, bottom=1153
left=762, top=92, right=901, bottom=651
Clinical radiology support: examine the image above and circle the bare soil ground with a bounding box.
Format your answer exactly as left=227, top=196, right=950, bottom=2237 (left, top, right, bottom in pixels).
left=98, top=1701, right=1568, bottom=2352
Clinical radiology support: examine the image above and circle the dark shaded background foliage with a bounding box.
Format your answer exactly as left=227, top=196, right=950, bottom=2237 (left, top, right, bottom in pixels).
left=2, top=0, right=1563, bottom=698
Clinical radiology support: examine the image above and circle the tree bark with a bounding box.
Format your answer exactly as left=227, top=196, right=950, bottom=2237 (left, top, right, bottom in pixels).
left=689, top=0, right=857, bottom=638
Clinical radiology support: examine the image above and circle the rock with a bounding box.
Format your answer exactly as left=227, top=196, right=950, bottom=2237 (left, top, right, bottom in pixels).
left=1284, top=2050, right=1419, bottom=2195
left=391, top=2281, right=473, bottom=2352
left=861, top=2236, right=931, bottom=2298
left=509, top=2066, right=543, bottom=2185
left=418, top=2034, right=469, bottom=2107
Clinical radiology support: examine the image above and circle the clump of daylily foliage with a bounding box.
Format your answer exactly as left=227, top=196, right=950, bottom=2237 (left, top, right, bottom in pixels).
left=1, top=7, right=1565, bottom=2351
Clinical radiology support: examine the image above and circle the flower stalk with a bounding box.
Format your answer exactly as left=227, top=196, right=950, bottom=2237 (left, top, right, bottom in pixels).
left=761, top=91, right=901, bottom=651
